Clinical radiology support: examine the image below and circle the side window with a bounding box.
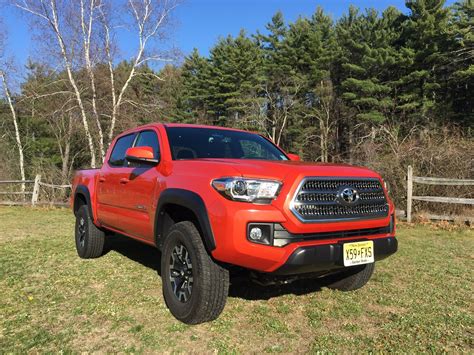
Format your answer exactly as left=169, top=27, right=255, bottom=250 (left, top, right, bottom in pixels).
left=134, top=130, right=160, bottom=158
left=109, top=134, right=136, bottom=167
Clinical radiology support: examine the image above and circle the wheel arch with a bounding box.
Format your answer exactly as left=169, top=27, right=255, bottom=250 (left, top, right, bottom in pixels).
left=73, top=185, right=94, bottom=220
left=155, top=188, right=216, bottom=253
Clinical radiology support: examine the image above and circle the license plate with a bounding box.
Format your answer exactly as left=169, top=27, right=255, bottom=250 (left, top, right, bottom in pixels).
left=343, top=241, right=374, bottom=267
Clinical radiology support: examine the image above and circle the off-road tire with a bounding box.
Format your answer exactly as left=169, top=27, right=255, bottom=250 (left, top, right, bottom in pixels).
left=75, top=205, right=105, bottom=258
left=161, top=221, right=229, bottom=324
left=327, top=263, right=375, bottom=291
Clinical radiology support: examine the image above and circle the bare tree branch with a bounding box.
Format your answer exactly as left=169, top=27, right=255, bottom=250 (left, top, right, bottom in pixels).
left=107, top=0, right=179, bottom=142
left=15, top=0, right=98, bottom=167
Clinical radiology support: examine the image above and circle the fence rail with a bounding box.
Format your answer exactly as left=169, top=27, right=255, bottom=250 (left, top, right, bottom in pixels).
left=407, top=165, right=474, bottom=223
left=0, top=180, right=36, bottom=184
left=412, top=176, right=474, bottom=186
left=0, top=175, right=71, bottom=206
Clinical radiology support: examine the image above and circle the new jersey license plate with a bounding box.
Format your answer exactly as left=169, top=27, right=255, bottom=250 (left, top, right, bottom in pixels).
left=343, top=241, right=374, bottom=267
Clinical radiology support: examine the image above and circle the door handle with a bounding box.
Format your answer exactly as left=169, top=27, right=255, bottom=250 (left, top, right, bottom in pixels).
left=119, top=178, right=129, bottom=184
left=99, top=177, right=106, bottom=182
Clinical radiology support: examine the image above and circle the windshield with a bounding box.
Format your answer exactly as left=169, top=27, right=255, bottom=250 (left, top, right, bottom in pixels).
left=165, top=127, right=288, bottom=161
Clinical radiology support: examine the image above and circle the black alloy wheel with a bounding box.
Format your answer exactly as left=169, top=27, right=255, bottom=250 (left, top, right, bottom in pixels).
left=169, top=244, right=194, bottom=302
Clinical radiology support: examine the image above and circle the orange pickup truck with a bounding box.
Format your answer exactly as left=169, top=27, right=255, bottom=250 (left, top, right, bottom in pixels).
left=71, top=123, right=397, bottom=324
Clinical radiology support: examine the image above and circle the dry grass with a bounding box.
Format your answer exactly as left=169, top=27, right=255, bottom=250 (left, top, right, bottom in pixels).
left=1, top=207, right=473, bottom=353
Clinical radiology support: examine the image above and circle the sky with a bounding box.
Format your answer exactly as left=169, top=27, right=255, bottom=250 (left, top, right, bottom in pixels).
left=1, top=0, right=457, bottom=69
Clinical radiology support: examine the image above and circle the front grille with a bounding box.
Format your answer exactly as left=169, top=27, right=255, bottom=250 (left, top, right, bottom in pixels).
left=291, top=177, right=389, bottom=222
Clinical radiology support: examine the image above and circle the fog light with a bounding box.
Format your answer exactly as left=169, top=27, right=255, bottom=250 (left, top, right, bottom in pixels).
left=247, top=223, right=273, bottom=245
left=249, top=227, right=263, bottom=241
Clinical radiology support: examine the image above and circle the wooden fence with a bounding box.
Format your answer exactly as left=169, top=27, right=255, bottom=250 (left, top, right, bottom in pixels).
left=406, top=165, right=474, bottom=223
left=0, top=175, right=71, bottom=207
left=2, top=169, right=473, bottom=221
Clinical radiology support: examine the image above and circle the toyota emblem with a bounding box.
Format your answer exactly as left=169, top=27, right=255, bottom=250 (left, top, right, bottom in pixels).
left=338, top=187, right=360, bottom=205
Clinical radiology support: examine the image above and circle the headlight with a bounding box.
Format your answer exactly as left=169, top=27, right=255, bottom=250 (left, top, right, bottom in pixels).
left=382, top=179, right=390, bottom=193
left=212, top=177, right=282, bottom=203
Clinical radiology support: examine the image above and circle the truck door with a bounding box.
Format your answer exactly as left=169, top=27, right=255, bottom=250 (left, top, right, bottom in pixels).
left=119, top=129, right=162, bottom=242
left=96, top=132, right=137, bottom=229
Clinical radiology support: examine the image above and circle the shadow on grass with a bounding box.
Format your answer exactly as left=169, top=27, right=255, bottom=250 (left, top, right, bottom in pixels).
left=103, top=232, right=325, bottom=301
left=104, top=232, right=163, bottom=276
left=228, top=276, right=324, bottom=301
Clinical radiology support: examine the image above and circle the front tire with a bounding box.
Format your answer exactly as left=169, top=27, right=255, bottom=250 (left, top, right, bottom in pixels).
left=327, top=263, right=375, bottom=291
left=161, top=221, right=229, bottom=324
left=75, top=205, right=105, bottom=259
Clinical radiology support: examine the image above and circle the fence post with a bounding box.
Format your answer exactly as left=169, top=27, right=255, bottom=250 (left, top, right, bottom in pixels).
left=31, top=174, right=41, bottom=206
left=407, top=165, right=413, bottom=223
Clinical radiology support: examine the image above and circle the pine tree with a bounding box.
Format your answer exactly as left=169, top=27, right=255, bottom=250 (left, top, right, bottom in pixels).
left=281, top=8, right=337, bottom=160
left=398, top=0, right=453, bottom=123
left=445, top=0, right=474, bottom=125
left=204, top=31, right=264, bottom=126
left=181, top=49, right=212, bottom=123
left=155, top=65, right=188, bottom=122
left=256, top=12, right=304, bottom=146
left=335, top=6, right=403, bottom=125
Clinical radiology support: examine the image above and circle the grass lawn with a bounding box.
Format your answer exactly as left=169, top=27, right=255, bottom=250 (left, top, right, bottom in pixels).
left=0, top=207, right=473, bottom=353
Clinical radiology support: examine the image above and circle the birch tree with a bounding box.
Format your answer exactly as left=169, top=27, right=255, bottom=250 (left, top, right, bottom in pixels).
left=80, top=0, right=105, bottom=160
left=101, top=0, right=179, bottom=143
left=0, top=22, right=26, bottom=191
left=16, top=0, right=179, bottom=165
left=15, top=0, right=98, bottom=167
left=0, top=70, right=26, bottom=192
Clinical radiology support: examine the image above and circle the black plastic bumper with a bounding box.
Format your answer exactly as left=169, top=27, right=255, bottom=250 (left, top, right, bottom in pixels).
left=272, top=236, right=397, bottom=275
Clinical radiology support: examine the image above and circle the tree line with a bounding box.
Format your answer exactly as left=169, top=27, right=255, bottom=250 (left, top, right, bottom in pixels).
left=0, top=0, right=473, bottom=207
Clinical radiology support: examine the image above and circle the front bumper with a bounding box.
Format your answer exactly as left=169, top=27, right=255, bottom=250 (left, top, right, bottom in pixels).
left=209, top=196, right=397, bottom=273
left=272, top=236, right=398, bottom=275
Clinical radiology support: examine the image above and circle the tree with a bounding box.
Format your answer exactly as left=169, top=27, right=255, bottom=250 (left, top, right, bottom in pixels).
left=0, top=70, right=26, bottom=191
left=154, top=64, right=187, bottom=122
left=398, top=0, right=453, bottom=122
left=204, top=30, right=264, bottom=127
left=256, top=12, right=304, bottom=146
left=445, top=0, right=474, bottom=125
left=15, top=0, right=100, bottom=167
left=0, top=21, right=26, bottom=191
left=20, top=62, right=78, bottom=184
left=102, top=0, right=179, bottom=143
left=283, top=9, right=338, bottom=161
left=15, top=0, right=179, bottom=167
left=181, top=49, right=212, bottom=122
left=335, top=7, right=403, bottom=125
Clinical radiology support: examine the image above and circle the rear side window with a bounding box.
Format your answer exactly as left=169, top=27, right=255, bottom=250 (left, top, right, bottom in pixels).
left=134, top=130, right=160, bottom=159
left=109, top=134, right=136, bottom=167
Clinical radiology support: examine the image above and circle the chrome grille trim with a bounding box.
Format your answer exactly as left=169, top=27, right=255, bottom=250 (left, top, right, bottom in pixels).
left=290, top=177, right=389, bottom=223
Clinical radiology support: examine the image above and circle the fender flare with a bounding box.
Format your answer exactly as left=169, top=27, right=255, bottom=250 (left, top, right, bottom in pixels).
left=154, top=188, right=216, bottom=252
left=74, top=185, right=94, bottom=220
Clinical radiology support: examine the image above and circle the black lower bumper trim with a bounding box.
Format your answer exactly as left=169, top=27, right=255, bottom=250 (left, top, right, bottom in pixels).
left=272, top=236, right=397, bottom=276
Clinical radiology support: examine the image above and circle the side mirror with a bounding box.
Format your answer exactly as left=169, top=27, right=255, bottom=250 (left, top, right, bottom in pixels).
left=287, top=153, right=301, bottom=161
left=126, top=146, right=159, bottom=165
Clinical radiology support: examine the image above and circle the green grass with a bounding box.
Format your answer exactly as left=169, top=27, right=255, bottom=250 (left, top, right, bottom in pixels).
left=1, top=207, right=473, bottom=353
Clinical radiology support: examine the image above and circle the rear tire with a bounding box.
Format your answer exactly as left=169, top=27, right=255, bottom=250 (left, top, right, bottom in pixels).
left=161, top=221, right=229, bottom=324
left=327, top=263, right=375, bottom=291
left=75, top=205, right=105, bottom=259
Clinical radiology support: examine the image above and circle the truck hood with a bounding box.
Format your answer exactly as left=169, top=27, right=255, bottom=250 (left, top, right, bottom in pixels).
left=192, top=159, right=381, bottom=180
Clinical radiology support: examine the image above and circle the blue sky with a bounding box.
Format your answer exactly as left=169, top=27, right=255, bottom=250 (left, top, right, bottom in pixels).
left=2, top=0, right=456, bottom=68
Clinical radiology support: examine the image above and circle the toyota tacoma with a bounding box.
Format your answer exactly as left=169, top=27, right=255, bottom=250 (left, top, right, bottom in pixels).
left=71, top=123, right=397, bottom=324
